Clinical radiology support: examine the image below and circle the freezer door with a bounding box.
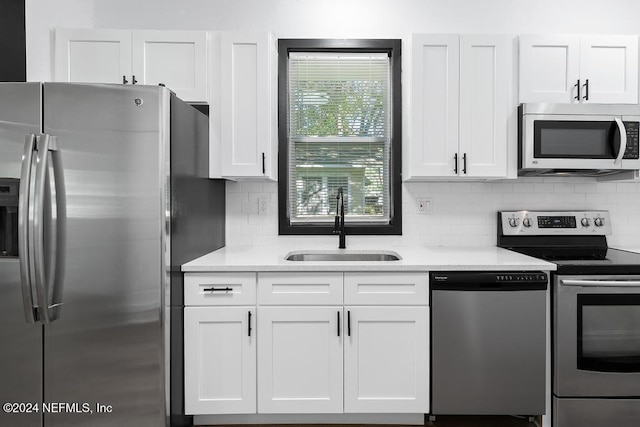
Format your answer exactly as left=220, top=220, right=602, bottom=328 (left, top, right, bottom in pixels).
left=41, top=83, right=168, bottom=426
left=0, top=82, right=43, bottom=427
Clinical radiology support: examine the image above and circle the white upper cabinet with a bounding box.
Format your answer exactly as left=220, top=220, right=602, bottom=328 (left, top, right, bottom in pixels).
left=519, top=34, right=638, bottom=104
left=55, top=28, right=208, bottom=103
left=210, top=32, right=278, bottom=180
left=408, top=34, right=510, bottom=179
left=55, top=29, right=132, bottom=85
left=459, top=35, right=509, bottom=178
left=132, top=30, right=208, bottom=102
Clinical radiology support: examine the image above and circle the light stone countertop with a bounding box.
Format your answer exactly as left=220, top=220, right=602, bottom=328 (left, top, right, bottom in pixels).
left=182, top=245, right=557, bottom=272
left=614, top=247, right=640, bottom=254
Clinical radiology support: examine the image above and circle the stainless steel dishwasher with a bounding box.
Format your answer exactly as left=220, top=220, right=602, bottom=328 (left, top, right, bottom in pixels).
left=430, top=271, right=548, bottom=416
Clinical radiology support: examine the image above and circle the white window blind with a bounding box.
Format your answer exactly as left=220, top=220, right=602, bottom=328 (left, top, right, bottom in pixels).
left=288, top=52, right=391, bottom=223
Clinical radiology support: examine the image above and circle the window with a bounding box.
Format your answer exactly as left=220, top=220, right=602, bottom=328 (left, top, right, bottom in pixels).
left=278, top=39, right=402, bottom=235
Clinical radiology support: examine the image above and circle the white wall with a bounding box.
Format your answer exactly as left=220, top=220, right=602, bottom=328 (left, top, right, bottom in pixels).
left=25, top=0, right=640, bottom=248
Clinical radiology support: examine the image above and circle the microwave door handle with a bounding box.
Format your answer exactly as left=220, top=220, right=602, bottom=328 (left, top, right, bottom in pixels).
left=614, top=117, right=627, bottom=165
left=560, top=279, right=640, bottom=288
left=18, top=134, right=38, bottom=323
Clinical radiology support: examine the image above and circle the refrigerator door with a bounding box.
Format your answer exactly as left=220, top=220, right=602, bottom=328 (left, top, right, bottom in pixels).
left=0, top=83, right=43, bottom=427
left=41, top=83, right=168, bottom=426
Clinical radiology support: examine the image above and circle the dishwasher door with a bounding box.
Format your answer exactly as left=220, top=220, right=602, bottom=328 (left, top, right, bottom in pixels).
left=430, top=271, right=547, bottom=416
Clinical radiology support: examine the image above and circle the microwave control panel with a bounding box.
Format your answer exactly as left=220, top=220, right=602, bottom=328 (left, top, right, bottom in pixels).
left=499, top=210, right=612, bottom=236
left=624, top=121, right=639, bottom=159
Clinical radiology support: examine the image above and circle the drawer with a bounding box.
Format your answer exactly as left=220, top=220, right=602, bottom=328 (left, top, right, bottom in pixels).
left=184, top=273, right=257, bottom=306
left=344, top=272, right=428, bottom=305
left=257, top=272, right=343, bottom=305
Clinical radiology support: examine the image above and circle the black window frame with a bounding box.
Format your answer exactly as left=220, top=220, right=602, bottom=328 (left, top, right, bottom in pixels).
left=278, top=38, right=402, bottom=236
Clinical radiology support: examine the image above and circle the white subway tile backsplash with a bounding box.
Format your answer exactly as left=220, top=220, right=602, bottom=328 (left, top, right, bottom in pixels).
left=225, top=178, right=640, bottom=248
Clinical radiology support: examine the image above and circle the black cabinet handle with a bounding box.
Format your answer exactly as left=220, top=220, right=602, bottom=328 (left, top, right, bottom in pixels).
left=347, top=310, right=351, bottom=337
left=583, top=79, right=589, bottom=101
left=574, top=79, right=581, bottom=100
left=132, top=75, right=138, bottom=85
left=122, top=75, right=128, bottom=84
left=262, top=152, right=266, bottom=174
left=462, top=153, right=467, bottom=174
left=203, top=286, right=233, bottom=292
left=337, top=311, right=341, bottom=337
left=248, top=311, right=252, bottom=337
left=454, top=153, right=458, bottom=174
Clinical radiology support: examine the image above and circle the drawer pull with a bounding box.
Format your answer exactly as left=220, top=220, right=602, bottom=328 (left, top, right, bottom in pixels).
left=203, top=286, right=233, bottom=293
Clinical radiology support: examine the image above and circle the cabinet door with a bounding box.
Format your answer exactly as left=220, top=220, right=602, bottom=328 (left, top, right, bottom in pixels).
left=184, top=307, right=256, bottom=414
left=54, top=29, right=132, bottom=84
left=219, top=32, right=277, bottom=179
left=580, top=35, right=638, bottom=104
left=132, top=30, right=208, bottom=102
left=408, top=34, right=459, bottom=178
left=519, top=35, right=580, bottom=103
left=344, top=306, right=429, bottom=413
left=459, top=35, right=509, bottom=178
left=257, top=307, right=343, bottom=413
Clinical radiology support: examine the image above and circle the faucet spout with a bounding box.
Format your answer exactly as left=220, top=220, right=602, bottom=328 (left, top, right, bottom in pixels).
left=333, top=187, right=346, bottom=249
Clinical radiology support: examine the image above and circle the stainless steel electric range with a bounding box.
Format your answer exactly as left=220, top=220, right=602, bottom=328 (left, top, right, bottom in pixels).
left=497, top=210, right=640, bottom=427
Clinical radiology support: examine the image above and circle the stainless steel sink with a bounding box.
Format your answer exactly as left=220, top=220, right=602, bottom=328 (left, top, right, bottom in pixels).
left=285, top=250, right=401, bottom=262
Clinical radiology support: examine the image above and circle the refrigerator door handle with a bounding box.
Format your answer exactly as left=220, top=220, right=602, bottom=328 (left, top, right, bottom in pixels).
left=18, top=134, right=38, bottom=323
left=33, top=134, right=66, bottom=324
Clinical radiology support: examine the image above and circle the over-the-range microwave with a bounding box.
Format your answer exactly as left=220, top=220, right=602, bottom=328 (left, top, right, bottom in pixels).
left=518, top=103, right=640, bottom=176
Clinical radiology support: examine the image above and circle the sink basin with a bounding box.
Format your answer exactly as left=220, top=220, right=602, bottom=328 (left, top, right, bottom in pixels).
left=285, top=250, right=402, bottom=262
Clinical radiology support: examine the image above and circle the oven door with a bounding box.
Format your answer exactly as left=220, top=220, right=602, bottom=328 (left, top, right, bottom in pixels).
left=554, top=275, right=640, bottom=397
left=522, top=114, right=626, bottom=170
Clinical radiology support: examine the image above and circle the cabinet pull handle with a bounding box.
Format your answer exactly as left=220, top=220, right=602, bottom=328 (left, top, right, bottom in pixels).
left=454, top=153, right=458, bottom=174
left=347, top=310, right=351, bottom=337
left=261, top=152, right=266, bottom=174
left=337, top=311, right=341, bottom=337
left=132, top=75, right=138, bottom=85
left=122, top=75, right=128, bottom=84
left=574, top=79, right=581, bottom=101
left=462, top=153, right=467, bottom=174
left=248, top=311, right=252, bottom=337
left=202, top=286, right=233, bottom=292
left=583, top=79, right=589, bottom=101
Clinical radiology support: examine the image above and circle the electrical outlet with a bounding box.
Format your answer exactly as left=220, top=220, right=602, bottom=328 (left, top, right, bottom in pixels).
left=417, top=198, right=432, bottom=214
left=258, top=197, right=268, bottom=215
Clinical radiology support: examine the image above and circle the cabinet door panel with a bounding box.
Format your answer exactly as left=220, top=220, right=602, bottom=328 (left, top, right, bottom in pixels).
left=220, top=32, right=276, bottom=179
left=409, top=34, right=459, bottom=178
left=184, top=307, right=256, bottom=414
left=344, top=306, right=429, bottom=413
left=132, top=30, right=208, bottom=102
left=55, top=29, right=131, bottom=84
left=580, top=36, right=638, bottom=104
left=459, top=35, right=508, bottom=177
left=258, top=307, right=343, bottom=413
left=519, top=35, right=580, bottom=103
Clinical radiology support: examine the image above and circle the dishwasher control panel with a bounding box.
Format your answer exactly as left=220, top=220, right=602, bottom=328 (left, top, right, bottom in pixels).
left=430, top=271, right=548, bottom=291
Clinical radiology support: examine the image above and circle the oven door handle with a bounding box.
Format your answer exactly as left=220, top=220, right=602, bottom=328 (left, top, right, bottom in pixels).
left=614, top=117, right=627, bottom=166
left=560, top=279, right=640, bottom=288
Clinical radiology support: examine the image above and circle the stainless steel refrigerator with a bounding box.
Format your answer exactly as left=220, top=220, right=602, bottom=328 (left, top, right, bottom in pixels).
left=0, top=82, right=225, bottom=427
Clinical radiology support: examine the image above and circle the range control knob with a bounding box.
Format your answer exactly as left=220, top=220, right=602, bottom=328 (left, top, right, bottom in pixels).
left=594, top=217, right=605, bottom=227
left=581, top=218, right=590, bottom=227
left=508, top=217, right=520, bottom=227
left=522, top=218, right=532, bottom=228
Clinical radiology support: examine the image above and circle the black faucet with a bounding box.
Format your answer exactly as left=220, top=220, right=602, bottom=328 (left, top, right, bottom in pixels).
left=333, top=187, right=346, bottom=249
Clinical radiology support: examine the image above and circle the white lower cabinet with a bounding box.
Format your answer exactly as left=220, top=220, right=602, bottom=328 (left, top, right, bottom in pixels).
left=344, top=306, right=429, bottom=413
left=184, top=271, right=430, bottom=417
left=184, top=273, right=257, bottom=415
left=184, top=307, right=256, bottom=414
left=257, top=306, right=344, bottom=413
